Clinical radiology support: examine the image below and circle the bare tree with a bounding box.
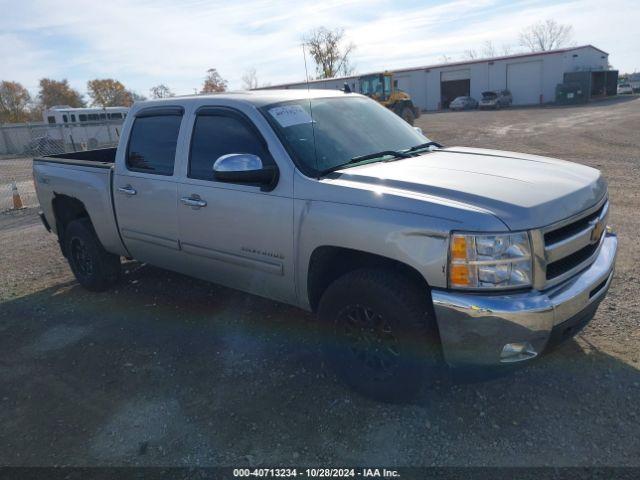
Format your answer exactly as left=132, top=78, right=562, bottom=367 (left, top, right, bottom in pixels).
left=150, top=84, right=174, bottom=99
left=241, top=68, right=259, bottom=90
left=482, top=41, right=496, bottom=58
left=201, top=68, right=228, bottom=93
left=129, top=91, right=147, bottom=102
left=519, top=19, right=573, bottom=52
left=501, top=44, right=513, bottom=56
left=303, top=27, right=355, bottom=79
left=463, top=49, right=478, bottom=60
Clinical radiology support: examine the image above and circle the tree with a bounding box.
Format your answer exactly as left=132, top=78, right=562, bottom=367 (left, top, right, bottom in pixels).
left=482, top=41, right=496, bottom=58
left=200, top=68, right=228, bottom=93
left=241, top=68, right=259, bottom=90
left=519, top=19, right=573, bottom=52
left=463, top=49, right=478, bottom=60
left=38, top=78, right=85, bottom=108
left=303, top=27, right=355, bottom=79
left=149, top=84, right=174, bottom=99
left=0, top=81, right=32, bottom=123
left=87, top=78, right=134, bottom=107
left=128, top=91, right=147, bottom=102
left=501, top=44, right=513, bottom=56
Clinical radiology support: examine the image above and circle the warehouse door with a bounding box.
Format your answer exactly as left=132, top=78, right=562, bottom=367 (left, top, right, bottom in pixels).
left=440, top=69, right=470, bottom=108
left=507, top=61, right=542, bottom=105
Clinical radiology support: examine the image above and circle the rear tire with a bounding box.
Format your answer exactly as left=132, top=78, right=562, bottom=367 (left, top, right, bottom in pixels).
left=318, top=268, right=442, bottom=402
left=64, top=218, right=121, bottom=292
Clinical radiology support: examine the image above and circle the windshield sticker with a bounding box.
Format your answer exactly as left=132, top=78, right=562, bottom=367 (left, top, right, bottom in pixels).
left=268, top=105, right=313, bottom=128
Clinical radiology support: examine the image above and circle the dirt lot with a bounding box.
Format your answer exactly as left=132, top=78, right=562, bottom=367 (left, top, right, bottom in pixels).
left=1, top=97, right=639, bottom=467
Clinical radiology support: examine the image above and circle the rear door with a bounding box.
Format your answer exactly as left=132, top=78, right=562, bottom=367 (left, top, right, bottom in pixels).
left=113, top=106, right=185, bottom=269
left=176, top=106, right=295, bottom=304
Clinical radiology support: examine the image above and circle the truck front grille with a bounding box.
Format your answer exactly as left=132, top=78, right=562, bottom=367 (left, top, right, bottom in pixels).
left=540, top=198, right=608, bottom=288
left=546, top=242, right=600, bottom=280
left=544, top=202, right=606, bottom=245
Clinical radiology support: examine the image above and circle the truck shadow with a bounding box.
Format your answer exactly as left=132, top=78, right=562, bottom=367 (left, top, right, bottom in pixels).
left=0, top=262, right=638, bottom=466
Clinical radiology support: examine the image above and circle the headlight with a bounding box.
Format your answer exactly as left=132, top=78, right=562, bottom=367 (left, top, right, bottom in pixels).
left=448, top=232, right=532, bottom=290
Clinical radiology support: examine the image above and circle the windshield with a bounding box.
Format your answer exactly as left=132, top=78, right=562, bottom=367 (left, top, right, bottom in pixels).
left=261, top=96, right=428, bottom=176
left=482, top=91, right=497, bottom=98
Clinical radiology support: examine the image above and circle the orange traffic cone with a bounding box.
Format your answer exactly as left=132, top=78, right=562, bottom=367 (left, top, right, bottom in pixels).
left=11, top=181, right=23, bottom=209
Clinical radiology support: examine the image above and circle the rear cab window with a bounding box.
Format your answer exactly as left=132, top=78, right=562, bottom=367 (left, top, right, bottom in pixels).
left=126, top=107, right=183, bottom=176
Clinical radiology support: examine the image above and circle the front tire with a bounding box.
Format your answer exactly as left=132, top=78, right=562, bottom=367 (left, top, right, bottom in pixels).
left=64, top=218, right=121, bottom=292
left=318, top=268, right=441, bottom=402
left=400, top=107, right=415, bottom=125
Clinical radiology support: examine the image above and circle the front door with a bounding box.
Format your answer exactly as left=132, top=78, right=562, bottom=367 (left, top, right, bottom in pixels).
left=113, top=107, right=184, bottom=269
left=176, top=107, right=295, bottom=304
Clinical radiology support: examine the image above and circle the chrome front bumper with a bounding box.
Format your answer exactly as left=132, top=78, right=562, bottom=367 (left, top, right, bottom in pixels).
left=431, top=233, right=617, bottom=368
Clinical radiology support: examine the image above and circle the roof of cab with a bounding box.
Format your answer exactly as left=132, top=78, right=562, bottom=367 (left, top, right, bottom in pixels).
left=132, top=89, right=354, bottom=110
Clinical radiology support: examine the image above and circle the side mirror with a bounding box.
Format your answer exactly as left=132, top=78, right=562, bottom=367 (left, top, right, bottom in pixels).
left=213, top=153, right=278, bottom=191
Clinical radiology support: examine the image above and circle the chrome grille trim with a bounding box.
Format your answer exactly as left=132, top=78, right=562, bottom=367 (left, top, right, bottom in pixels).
left=545, top=201, right=608, bottom=263
left=534, top=195, right=609, bottom=290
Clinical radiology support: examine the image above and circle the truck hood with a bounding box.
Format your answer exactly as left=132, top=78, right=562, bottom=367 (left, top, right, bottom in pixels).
left=328, top=147, right=606, bottom=230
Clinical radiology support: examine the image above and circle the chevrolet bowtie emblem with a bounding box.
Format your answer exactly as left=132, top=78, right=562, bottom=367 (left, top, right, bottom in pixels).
left=590, top=218, right=605, bottom=243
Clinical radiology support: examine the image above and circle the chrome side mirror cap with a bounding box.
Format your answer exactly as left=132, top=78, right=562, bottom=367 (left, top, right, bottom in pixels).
left=213, top=153, right=263, bottom=172
left=213, top=153, right=278, bottom=191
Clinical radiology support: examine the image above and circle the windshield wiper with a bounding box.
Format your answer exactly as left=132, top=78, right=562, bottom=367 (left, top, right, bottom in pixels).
left=405, top=141, right=443, bottom=153
left=320, top=150, right=411, bottom=176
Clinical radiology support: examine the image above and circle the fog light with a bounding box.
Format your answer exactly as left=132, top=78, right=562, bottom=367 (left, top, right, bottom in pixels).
left=500, top=342, right=537, bottom=363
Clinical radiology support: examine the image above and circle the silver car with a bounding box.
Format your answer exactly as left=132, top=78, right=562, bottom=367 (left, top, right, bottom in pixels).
left=479, top=89, right=513, bottom=109
left=449, top=96, right=478, bottom=111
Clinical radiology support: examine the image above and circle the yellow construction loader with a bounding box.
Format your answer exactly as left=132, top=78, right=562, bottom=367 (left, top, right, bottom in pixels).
left=355, top=72, right=420, bottom=125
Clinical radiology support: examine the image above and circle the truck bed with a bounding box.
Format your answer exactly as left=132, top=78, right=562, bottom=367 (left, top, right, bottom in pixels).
left=33, top=146, right=128, bottom=257
left=35, top=147, right=117, bottom=169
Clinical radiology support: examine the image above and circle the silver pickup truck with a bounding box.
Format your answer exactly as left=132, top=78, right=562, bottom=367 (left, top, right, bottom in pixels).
left=33, top=90, right=617, bottom=401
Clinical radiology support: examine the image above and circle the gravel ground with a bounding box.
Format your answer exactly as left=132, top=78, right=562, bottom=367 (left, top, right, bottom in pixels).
left=0, top=97, right=639, bottom=467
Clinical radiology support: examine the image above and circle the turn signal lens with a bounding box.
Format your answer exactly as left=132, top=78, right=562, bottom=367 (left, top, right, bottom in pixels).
left=449, top=264, right=471, bottom=287
left=451, top=235, right=467, bottom=260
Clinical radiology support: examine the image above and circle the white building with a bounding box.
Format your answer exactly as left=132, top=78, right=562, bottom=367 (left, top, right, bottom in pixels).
left=262, top=45, right=612, bottom=111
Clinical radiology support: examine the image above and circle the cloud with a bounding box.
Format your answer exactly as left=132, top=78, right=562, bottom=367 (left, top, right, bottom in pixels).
left=0, top=0, right=636, bottom=97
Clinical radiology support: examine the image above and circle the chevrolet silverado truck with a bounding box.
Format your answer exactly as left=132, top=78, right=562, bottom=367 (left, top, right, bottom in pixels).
left=33, top=90, right=617, bottom=402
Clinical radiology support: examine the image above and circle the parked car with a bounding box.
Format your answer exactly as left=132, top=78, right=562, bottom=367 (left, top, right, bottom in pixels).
left=617, top=83, right=634, bottom=95
left=33, top=90, right=617, bottom=402
left=449, top=96, right=478, bottom=110
left=479, top=89, right=513, bottom=109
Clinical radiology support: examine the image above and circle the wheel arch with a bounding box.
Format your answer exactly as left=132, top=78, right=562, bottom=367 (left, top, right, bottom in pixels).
left=51, top=194, right=93, bottom=256
left=307, top=245, right=433, bottom=313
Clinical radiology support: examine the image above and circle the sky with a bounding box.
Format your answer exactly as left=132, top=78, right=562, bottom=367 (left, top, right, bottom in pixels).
left=1, top=0, right=638, bottom=99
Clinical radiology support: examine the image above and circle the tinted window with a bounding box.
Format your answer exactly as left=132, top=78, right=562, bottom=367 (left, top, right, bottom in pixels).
left=127, top=115, right=182, bottom=175
left=79, top=114, right=87, bottom=122
left=63, top=115, right=68, bottom=123
left=109, top=113, right=122, bottom=119
left=71, top=114, right=76, bottom=122
left=47, top=116, right=56, bottom=124
left=88, top=114, right=99, bottom=121
left=189, top=113, right=269, bottom=181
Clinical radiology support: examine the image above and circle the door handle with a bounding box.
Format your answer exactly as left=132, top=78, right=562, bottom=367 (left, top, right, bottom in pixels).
left=117, top=185, right=137, bottom=195
left=180, top=195, right=207, bottom=208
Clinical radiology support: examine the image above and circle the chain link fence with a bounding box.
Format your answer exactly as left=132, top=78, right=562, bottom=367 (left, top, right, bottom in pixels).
left=0, top=121, right=121, bottom=212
